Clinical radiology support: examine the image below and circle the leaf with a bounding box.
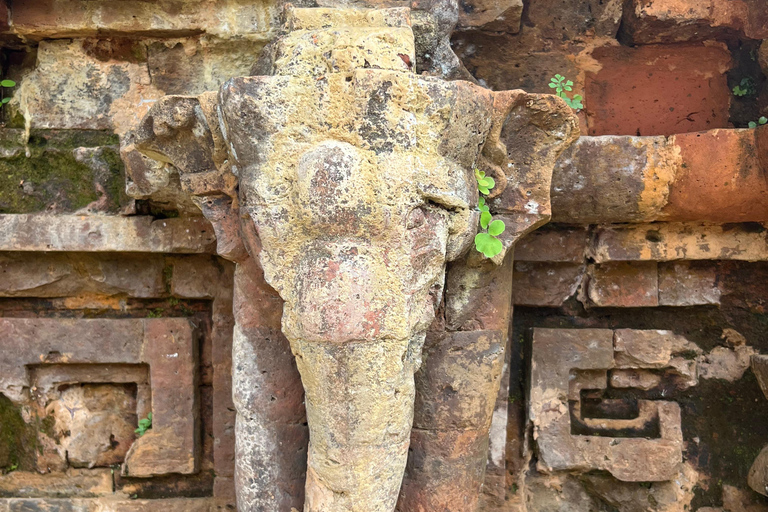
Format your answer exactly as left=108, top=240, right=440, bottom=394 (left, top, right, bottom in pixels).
left=548, top=82, right=557, bottom=88
left=480, top=211, right=492, bottom=229
left=1, top=98, right=9, bottom=104
left=483, top=176, right=495, bottom=190
left=0, top=80, right=15, bottom=88
left=750, top=122, right=758, bottom=128
left=474, top=232, right=503, bottom=258
left=565, top=80, right=573, bottom=87
left=478, top=186, right=489, bottom=195
left=488, top=219, right=505, bottom=236
left=554, top=74, right=563, bottom=80
left=760, top=116, right=768, bottom=125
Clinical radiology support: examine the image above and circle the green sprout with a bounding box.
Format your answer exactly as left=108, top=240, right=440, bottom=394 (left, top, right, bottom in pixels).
left=733, top=77, right=757, bottom=97
left=748, top=116, right=767, bottom=128
left=473, top=168, right=506, bottom=258
left=135, top=412, right=152, bottom=437
left=549, top=74, right=583, bottom=110
left=1, top=79, right=14, bottom=105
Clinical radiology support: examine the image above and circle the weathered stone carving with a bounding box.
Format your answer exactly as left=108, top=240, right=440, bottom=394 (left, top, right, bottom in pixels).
left=131, top=5, right=578, bottom=510
left=0, top=318, right=199, bottom=477
left=530, top=328, right=700, bottom=482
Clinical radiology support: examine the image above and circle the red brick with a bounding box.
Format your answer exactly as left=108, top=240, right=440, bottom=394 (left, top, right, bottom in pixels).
left=585, top=44, right=732, bottom=136
left=662, top=129, right=768, bottom=222
left=587, top=262, right=659, bottom=307
left=513, top=262, right=584, bottom=306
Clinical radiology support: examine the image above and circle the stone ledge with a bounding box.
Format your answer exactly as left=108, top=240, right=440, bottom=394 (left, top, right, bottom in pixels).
left=0, top=215, right=216, bottom=253
left=0, top=497, right=231, bottom=511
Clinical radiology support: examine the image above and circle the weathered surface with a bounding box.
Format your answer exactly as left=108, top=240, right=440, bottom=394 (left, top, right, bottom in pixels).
left=590, top=223, right=768, bottom=263
left=551, top=135, right=679, bottom=224
left=585, top=44, right=732, bottom=136
left=586, top=262, right=659, bottom=308
left=9, top=0, right=275, bottom=40
left=658, top=261, right=722, bottom=306
left=0, top=215, right=216, bottom=253
left=621, top=0, right=768, bottom=43
left=0, top=318, right=199, bottom=477
left=0, top=497, right=231, bottom=511
left=456, top=0, right=523, bottom=32
left=0, top=469, right=113, bottom=498
left=512, top=261, right=584, bottom=306
left=530, top=328, right=687, bottom=481
left=749, top=445, right=768, bottom=497
left=0, top=130, right=129, bottom=215
left=550, top=128, right=768, bottom=224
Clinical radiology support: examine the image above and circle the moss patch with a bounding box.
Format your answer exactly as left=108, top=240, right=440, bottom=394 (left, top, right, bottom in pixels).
left=0, top=129, right=127, bottom=214
left=0, top=394, right=38, bottom=473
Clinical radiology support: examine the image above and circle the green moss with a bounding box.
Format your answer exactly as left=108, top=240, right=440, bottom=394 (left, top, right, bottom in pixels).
left=0, top=394, right=37, bottom=473
left=0, top=129, right=127, bottom=214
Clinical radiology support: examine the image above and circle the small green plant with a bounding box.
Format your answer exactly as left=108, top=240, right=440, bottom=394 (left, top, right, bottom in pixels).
left=135, top=412, right=152, bottom=437
left=733, top=77, right=757, bottom=97
left=473, top=168, right=506, bottom=258
left=748, top=116, right=768, bottom=128
left=0, top=79, right=14, bottom=105
left=549, top=74, right=583, bottom=110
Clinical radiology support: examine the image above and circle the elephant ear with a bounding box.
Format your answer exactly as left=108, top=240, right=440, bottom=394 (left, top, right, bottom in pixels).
left=132, top=93, right=248, bottom=262
left=134, top=95, right=218, bottom=175
left=470, top=90, right=580, bottom=265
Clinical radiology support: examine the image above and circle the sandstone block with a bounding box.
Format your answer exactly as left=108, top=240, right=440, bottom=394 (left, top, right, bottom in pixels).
left=413, top=330, right=505, bottom=431
left=515, top=227, right=587, bottom=263
left=530, top=328, right=686, bottom=481
left=587, top=262, right=659, bottom=308
left=659, top=261, right=721, bottom=306
left=398, top=428, right=490, bottom=512
left=614, top=329, right=701, bottom=369
left=9, top=0, right=275, bottom=40
left=585, top=44, right=732, bottom=136
left=525, top=0, right=623, bottom=40
left=0, top=318, right=200, bottom=477
left=0, top=469, right=112, bottom=498
left=552, top=135, right=678, bottom=223
left=621, top=0, right=768, bottom=43
left=0, top=215, right=216, bottom=253
left=590, top=223, right=768, bottom=263
left=512, top=262, right=584, bottom=307
left=16, top=40, right=163, bottom=134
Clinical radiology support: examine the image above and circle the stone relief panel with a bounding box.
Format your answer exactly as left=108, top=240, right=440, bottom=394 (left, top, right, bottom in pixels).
left=530, top=328, right=705, bottom=482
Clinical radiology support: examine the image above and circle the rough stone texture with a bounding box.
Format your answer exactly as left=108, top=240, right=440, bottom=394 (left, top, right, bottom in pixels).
left=585, top=44, right=732, bottom=136
left=0, top=253, right=167, bottom=298
left=15, top=40, right=162, bottom=134
left=0, top=130, right=129, bottom=215
left=512, top=261, right=584, bottom=306
left=0, top=215, right=216, bottom=253
left=0, top=497, right=231, bottom=511
left=750, top=445, right=768, bottom=497
left=549, top=128, right=768, bottom=224
left=753, top=355, right=768, bottom=401
left=514, top=227, right=587, bottom=263
left=658, top=261, right=722, bottom=306
left=662, top=129, right=768, bottom=222
left=48, top=384, right=137, bottom=468
left=455, top=0, right=523, bottom=33
left=586, top=262, right=659, bottom=308
left=0, top=469, right=113, bottom=498
left=551, top=135, right=679, bottom=224
left=8, top=0, right=275, bottom=40
left=530, top=328, right=686, bottom=481
left=0, top=318, right=199, bottom=477
left=621, top=0, right=768, bottom=43
left=590, top=223, right=768, bottom=263
left=582, top=462, right=699, bottom=512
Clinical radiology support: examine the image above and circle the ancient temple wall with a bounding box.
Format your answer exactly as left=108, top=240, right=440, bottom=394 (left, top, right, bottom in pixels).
left=0, top=1, right=766, bottom=511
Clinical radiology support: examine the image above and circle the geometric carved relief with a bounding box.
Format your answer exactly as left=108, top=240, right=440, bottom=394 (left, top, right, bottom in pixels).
left=530, top=328, right=700, bottom=481
left=0, top=318, right=198, bottom=477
